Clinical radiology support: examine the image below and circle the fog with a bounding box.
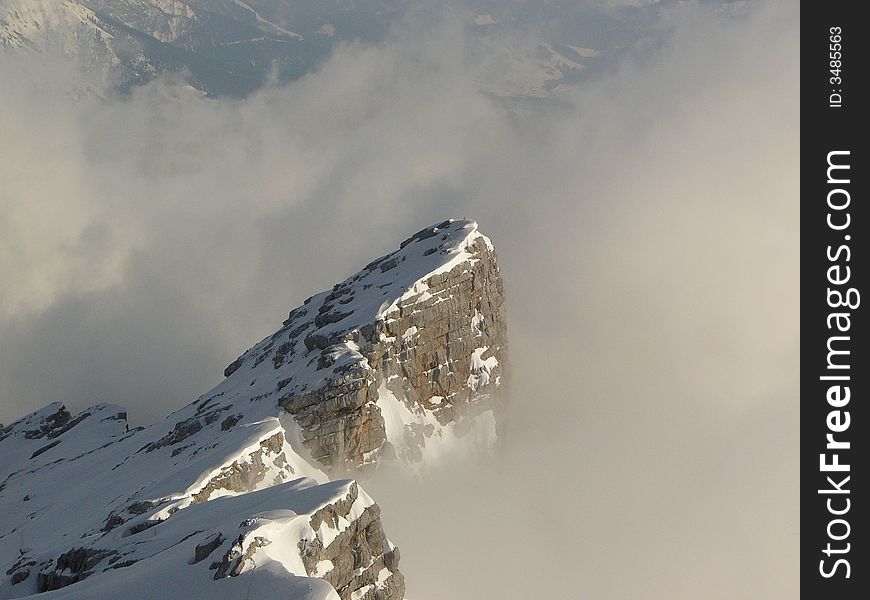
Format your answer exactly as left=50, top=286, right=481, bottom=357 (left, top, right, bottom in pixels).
left=0, top=1, right=797, bottom=597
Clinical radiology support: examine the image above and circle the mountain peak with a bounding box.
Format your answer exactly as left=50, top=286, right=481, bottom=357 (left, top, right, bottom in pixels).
left=0, top=219, right=508, bottom=599
left=220, top=218, right=507, bottom=470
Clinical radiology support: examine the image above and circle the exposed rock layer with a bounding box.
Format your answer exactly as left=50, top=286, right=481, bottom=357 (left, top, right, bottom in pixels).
left=224, top=220, right=508, bottom=471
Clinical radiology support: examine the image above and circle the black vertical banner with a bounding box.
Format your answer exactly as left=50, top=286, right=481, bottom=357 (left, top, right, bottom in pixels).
left=802, top=2, right=867, bottom=597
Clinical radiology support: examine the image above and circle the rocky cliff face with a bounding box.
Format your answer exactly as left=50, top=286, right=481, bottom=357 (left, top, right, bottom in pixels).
left=225, top=219, right=508, bottom=472
left=0, top=219, right=507, bottom=599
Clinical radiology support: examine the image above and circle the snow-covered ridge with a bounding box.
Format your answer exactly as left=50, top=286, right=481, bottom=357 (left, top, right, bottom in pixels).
left=225, top=219, right=492, bottom=386
left=0, top=399, right=402, bottom=598
left=0, top=218, right=508, bottom=598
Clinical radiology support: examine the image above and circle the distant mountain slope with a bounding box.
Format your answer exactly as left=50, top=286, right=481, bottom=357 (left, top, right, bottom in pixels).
left=1, top=0, right=608, bottom=97
left=0, top=0, right=403, bottom=95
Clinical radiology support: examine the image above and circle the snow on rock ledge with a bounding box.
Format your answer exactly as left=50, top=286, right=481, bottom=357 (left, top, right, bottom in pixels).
left=0, top=403, right=403, bottom=600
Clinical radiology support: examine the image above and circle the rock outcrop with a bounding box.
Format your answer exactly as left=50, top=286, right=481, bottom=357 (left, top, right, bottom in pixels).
left=226, top=219, right=508, bottom=471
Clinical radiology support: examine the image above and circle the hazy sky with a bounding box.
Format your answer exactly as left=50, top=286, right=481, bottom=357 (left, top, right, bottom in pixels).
left=0, top=0, right=797, bottom=597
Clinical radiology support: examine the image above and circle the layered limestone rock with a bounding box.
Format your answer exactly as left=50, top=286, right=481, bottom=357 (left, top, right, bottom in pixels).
left=15, top=477, right=402, bottom=600
left=224, top=219, right=508, bottom=471
left=296, top=482, right=403, bottom=600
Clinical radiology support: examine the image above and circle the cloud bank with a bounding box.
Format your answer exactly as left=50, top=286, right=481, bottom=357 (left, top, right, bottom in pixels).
left=1, top=0, right=797, bottom=597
